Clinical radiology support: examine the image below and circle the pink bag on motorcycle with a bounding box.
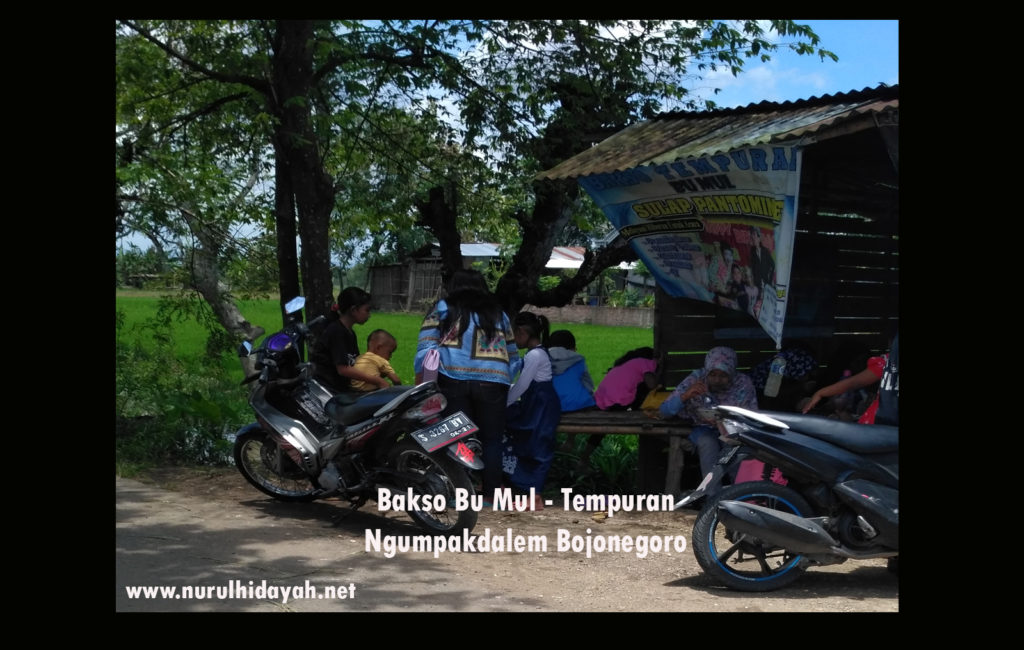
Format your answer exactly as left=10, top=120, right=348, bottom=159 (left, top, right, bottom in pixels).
left=422, top=348, right=440, bottom=383
left=734, top=459, right=787, bottom=485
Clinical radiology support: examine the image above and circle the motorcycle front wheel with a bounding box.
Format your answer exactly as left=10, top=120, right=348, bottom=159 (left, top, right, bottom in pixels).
left=692, top=481, right=813, bottom=592
left=387, top=439, right=478, bottom=535
left=234, top=429, right=318, bottom=502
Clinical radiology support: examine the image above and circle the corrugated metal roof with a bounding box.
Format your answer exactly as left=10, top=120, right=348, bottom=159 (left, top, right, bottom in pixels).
left=546, top=246, right=586, bottom=268
left=537, top=84, right=898, bottom=181
left=437, top=243, right=593, bottom=269
left=459, top=242, right=501, bottom=257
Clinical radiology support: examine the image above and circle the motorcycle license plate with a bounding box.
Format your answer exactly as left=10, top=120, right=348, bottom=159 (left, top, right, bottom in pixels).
left=410, top=411, right=479, bottom=452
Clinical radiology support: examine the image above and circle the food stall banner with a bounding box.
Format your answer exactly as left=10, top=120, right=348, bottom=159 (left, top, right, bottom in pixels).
left=578, top=144, right=802, bottom=347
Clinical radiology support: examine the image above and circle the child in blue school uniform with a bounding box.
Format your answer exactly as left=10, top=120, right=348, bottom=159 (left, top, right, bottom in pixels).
left=502, top=311, right=562, bottom=510
left=547, top=329, right=605, bottom=471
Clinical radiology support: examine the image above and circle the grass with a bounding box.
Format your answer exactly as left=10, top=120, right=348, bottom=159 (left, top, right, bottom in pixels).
left=115, top=291, right=652, bottom=388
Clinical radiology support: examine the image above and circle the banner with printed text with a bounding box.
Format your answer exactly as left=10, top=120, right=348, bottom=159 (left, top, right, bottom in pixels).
left=579, top=145, right=802, bottom=347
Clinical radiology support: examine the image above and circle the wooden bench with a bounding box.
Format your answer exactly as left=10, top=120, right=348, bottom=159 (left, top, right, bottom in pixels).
left=557, top=408, right=694, bottom=496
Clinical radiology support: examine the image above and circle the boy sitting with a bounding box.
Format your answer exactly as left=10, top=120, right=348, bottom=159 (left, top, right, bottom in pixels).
left=351, top=329, right=402, bottom=391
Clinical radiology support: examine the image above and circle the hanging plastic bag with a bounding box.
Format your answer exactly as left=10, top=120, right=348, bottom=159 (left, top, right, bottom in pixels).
left=422, top=348, right=440, bottom=383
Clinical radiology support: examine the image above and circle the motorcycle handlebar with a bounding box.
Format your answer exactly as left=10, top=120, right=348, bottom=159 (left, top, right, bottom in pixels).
left=296, top=314, right=327, bottom=337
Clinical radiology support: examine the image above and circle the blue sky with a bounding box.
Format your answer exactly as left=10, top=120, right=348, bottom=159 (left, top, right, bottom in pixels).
left=689, top=20, right=899, bottom=108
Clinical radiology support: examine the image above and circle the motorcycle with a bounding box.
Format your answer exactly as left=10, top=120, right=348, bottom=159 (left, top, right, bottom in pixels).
left=676, top=405, right=898, bottom=592
left=232, top=297, right=483, bottom=535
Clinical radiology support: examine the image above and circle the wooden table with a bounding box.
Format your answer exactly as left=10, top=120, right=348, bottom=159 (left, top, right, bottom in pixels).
left=557, top=408, right=694, bottom=496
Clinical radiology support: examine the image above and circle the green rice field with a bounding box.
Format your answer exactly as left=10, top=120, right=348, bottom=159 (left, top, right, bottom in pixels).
left=115, top=291, right=653, bottom=387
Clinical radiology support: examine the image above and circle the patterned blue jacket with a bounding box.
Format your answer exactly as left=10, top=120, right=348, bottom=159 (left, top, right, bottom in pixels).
left=415, top=300, right=520, bottom=385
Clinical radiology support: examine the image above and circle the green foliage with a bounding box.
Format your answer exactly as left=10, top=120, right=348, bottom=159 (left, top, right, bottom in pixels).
left=116, top=244, right=175, bottom=288
left=471, top=253, right=514, bottom=294
left=117, top=20, right=834, bottom=317
left=117, top=19, right=279, bottom=311
left=632, top=259, right=652, bottom=278
left=606, top=288, right=654, bottom=308
left=152, top=292, right=237, bottom=362
left=546, top=434, right=638, bottom=495
left=116, top=306, right=248, bottom=468
left=536, top=274, right=561, bottom=292
left=222, top=233, right=280, bottom=298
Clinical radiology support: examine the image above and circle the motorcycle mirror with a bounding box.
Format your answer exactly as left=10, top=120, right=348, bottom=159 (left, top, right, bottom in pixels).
left=238, top=341, right=253, bottom=356
left=284, top=296, right=305, bottom=315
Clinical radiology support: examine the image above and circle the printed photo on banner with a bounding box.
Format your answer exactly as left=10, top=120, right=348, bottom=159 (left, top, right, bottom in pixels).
left=578, top=145, right=802, bottom=346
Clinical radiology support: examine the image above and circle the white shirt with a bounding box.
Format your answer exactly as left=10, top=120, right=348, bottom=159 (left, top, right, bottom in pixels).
left=506, top=347, right=552, bottom=405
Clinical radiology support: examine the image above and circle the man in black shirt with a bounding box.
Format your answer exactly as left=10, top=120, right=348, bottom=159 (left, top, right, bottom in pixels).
left=310, top=287, right=390, bottom=392
left=749, top=224, right=776, bottom=297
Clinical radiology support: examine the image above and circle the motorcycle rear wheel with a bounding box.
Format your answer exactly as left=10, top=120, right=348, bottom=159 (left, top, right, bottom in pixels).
left=234, top=429, right=318, bottom=502
left=692, top=481, right=813, bottom=592
left=387, top=439, right=478, bottom=535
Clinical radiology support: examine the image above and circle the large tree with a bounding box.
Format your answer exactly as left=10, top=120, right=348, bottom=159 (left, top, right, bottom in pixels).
left=419, top=21, right=835, bottom=314
left=117, top=20, right=459, bottom=321
left=116, top=20, right=834, bottom=328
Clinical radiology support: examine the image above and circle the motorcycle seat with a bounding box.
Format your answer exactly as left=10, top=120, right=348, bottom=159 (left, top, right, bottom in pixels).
left=758, top=410, right=899, bottom=454
left=324, top=386, right=415, bottom=426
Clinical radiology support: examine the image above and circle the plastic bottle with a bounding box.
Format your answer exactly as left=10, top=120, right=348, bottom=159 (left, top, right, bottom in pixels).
left=764, top=354, right=787, bottom=397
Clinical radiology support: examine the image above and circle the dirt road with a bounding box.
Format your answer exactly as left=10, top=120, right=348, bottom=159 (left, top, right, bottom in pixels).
left=115, top=467, right=898, bottom=613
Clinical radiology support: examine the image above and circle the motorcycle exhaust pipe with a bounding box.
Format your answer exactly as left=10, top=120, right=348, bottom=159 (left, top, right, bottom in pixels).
left=717, top=500, right=840, bottom=555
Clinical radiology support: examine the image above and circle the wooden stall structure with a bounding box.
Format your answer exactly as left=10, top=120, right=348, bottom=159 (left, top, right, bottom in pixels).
left=541, top=85, right=899, bottom=495
left=655, top=92, right=899, bottom=387
left=368, top=258, right=444, bottom=313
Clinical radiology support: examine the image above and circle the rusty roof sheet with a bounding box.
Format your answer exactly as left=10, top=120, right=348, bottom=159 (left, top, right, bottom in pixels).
left=437, top=243, right=590, bottom=269
left=537, top=84, right=898, bottom=181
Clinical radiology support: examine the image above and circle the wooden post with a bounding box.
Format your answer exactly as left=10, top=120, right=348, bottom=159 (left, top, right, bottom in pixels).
left=665, top=435, right=686, bottom=497
left=405, top=260, right=416, bottom=312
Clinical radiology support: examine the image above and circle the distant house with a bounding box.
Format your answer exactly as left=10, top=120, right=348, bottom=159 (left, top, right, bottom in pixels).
left=368, top=242, right=648, bottom=311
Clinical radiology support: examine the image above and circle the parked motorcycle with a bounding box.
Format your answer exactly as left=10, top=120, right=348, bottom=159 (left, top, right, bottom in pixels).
left=233, top=297, right=483, bottom=535
left=677, top=405, right=898, bottom=592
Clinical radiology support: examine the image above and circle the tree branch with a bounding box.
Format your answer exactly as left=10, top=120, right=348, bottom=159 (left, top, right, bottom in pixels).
left=120, top=20, right=271, bottom=94
left=531, top=235, right=638, bottom=308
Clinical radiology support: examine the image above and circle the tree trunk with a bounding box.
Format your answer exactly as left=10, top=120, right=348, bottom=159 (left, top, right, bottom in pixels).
left=273, top=153, right=301, bottom=324
left=494, top=180, right=577, bottom=315
left=180, top=206, right=265, bottom=377
left=416, top=180, right=638, bottom=317
left=271, top=20, right=336, bottom=321
left=416, top=185, right=464, bottom=288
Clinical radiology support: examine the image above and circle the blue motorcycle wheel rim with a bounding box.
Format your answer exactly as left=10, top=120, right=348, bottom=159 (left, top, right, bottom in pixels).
left=704, top=488, right=805, bottom=585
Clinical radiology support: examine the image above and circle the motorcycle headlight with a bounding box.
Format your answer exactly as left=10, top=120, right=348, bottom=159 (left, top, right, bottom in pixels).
left=406, top=393, right=447, bottom=420
left=265, top=333, right=293, bottom=352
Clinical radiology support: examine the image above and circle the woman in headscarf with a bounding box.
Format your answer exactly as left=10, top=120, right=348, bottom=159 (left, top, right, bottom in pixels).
left=658, top=346, right=758, bottom=490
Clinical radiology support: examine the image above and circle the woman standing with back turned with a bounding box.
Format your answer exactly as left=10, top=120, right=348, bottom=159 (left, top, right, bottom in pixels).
left=414, top=269, right=519, bottom=505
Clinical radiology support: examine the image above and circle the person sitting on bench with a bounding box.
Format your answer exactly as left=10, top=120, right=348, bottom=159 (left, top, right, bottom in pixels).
left=657, top=346, right=758, bottom=494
